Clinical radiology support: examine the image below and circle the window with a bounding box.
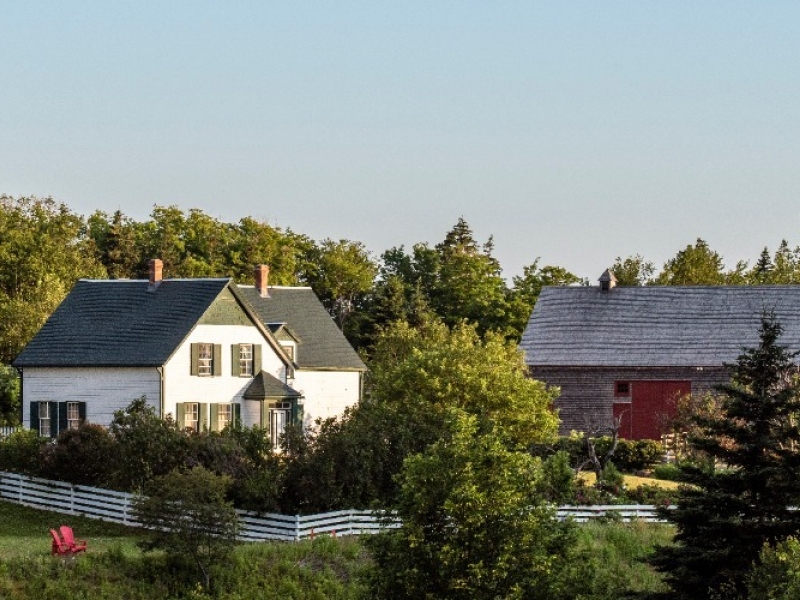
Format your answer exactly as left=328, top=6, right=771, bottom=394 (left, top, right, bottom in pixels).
left=615, top=381, right=631, bottom=397
left=185, top=402, right=199, bottom=431
left=239, top=344, right=253, bottom=377
left=198, top=343, right=213, bottom=376
left=67, top=402, right=81, bottom=430
left=217, top=404, right=232, bottom=430
left=281, top=344, right=295, bottom=362
left=39, top=401, right=51, bottom=438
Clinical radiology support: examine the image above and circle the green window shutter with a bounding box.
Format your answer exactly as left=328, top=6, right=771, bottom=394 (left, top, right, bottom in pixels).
left=213, top=344, right=222, bottom=376
left=261, top=401, right=268, bottom=431
left=52, top=403, right=61, bottom=439
left=30, top=401, right=39, bottom=432
left=176, top=403, right=185, bottom=429
left=253, top=344, right=262, bottom=374
left=190, top=344, right=199, bottom=376
left=233, top=403, right=241, bottom=428
left=210, top=403, right=219, bottom=431
left=78, top=402, right=87, bottom=424
left=231, top=345, right=240, bottom=377
left=199, top=403, right=209, bottom=431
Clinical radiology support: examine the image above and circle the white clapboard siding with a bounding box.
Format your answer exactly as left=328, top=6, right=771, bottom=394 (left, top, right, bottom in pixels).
left=291, top=370, right=361, bottom=426
left=0, top=472, right=667, bottom=542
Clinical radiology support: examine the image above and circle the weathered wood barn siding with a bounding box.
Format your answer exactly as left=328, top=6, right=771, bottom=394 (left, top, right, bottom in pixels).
left=522, top=283, right=800, bottom=438
left=530, top=366, right=727, bottom=435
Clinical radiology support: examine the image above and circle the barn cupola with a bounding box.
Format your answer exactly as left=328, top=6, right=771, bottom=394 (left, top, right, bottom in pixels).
left=598, top=269, right=617, bottom=292
left=255, top=264, right=270, bottom=298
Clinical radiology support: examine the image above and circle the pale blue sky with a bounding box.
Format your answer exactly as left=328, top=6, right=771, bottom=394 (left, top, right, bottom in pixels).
left=2, top=2, right=799, bottom=280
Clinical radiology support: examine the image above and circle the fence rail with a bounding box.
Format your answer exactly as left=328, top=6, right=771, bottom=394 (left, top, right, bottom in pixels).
left=0, top=471, right=666, bottom=542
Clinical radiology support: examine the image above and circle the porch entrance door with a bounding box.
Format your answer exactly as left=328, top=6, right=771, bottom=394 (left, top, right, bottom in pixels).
left=269, top=404, right=292, bottom=451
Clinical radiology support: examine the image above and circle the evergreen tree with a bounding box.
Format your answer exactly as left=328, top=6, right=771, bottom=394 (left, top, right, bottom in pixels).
left=651, top=313, right=800, bottom=598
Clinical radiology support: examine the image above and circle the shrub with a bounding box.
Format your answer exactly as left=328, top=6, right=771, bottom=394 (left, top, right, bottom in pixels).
left=0, top=429, right=45, bottom=475
left=540, top=450, right=577, bottom=504
left=133, top=466, right=239, bottom=592
left=40, top=423, right=116, bottom=486
left=653, top=462, right=682, bottom=482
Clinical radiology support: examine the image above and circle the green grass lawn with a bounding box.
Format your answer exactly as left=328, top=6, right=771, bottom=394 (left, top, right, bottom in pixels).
left=0, top=499, right=144, bottom=558
left=0, top=498, right=672, bottom=599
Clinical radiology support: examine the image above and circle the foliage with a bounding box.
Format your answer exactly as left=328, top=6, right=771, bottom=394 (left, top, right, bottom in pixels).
left=540, top=450, right=578, bottom=504
left=302, top=238, right=378, bottom=331
left=366, top=410, right=575, bottom=600
left=108, top=397, right=188, bottom=493
left=610, top=254, right=656, bottom=286
left=370, top=320, right=559, bottom=450
left=654, top=238, right=730, bottom=285
left=133, top=466, right=239, bottom=592
left=650, top=313, right=800, bottom=598
left=540, top=435, right=664, bottom=473
left=0, top=365, right=19, bottom=425
left=652, top=462, right=682, bottom=482
left=0, top=196, right=106, bottom=362
left=745, top=536, right=800, bottom=600
left=40, top=423, right=116, bottom=486
left=0, top=429, right=45, bottom=475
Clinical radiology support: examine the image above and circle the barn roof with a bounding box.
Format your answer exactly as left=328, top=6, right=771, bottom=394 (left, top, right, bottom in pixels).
left=521, top=285, right=800, bottom=367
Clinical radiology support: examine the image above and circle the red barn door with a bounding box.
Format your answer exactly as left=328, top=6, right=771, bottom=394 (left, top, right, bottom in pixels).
left=627, top=381, right=690, bottom=440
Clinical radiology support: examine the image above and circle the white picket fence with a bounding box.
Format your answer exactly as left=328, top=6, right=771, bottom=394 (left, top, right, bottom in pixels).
left=0, top=471, right=666, bottom=542
left=0, top=426, right=21, bottom=439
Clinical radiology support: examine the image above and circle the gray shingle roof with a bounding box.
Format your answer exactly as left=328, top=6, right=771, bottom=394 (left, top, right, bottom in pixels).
left=13, top=279, right=231, bottom=367
left=243, top=371, right=302, bottom=400
left=521, top=285, right=800, bottom=367
left=236, top=286, right=366, bottom=371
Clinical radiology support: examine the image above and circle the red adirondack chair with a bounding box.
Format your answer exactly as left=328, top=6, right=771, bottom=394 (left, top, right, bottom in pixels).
left=59, top=525, right=87, bottom=554
left=50, top=529, right=71, bottom=556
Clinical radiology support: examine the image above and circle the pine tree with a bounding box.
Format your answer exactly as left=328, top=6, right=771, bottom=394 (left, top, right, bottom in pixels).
left=651, top=313, right=800, bottom=598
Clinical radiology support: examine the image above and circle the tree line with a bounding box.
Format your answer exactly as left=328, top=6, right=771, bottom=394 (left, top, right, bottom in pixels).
left=3, top=193, right=800, bottom=424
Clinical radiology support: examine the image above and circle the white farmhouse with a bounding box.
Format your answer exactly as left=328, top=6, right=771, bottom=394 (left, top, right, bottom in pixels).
left=13, top=260, right=366, bottom=448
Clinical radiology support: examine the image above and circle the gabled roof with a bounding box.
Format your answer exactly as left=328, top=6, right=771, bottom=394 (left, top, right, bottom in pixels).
left=14, top=279, right=233, bottom=367
left=521, top=285, right=800, bottom=368
left=243, top=371, right=302, bottom=400
left=237, top=286, right=366, bottom=371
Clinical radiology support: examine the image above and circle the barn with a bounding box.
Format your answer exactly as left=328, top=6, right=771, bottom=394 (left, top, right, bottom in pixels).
left=520, top=271, right=800, bottom=439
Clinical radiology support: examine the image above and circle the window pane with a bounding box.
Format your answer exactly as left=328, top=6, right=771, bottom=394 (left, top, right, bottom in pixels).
left=186, top=403, right=199, bottom=431
left=218, top=404, right=231, bottom=430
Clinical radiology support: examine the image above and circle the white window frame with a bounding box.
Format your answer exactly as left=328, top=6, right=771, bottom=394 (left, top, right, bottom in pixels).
left=39, top=401, right=51, bottom=438
left=67, top=402, right=81, bottom=430
left=185, top=402, right=200, bottom=431
left=198, top=343, right=213, bottom=376
left=239, top=344, right=253, bottom=377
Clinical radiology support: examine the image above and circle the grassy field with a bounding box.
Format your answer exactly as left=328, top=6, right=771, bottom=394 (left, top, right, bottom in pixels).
left=0, top=500, right=144, bottom=558
left=0, top=499, right=673, bottom=599
left=578, top=471, right=681, bottom=490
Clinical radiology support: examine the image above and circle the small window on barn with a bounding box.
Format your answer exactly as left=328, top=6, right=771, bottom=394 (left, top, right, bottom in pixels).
left=615, top=381, right=631, bottom=397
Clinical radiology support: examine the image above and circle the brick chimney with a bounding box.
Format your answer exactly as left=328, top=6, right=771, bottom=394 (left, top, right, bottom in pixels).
left=255, top=264, right=270, bottom=298
left=148, top=259, right=163, bottom=292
